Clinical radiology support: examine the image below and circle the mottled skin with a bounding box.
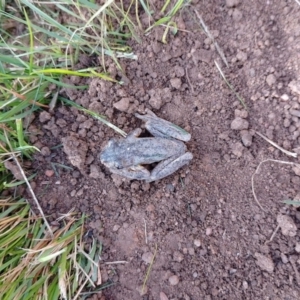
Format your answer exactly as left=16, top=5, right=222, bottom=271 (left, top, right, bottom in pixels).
left=100, top=109, right=193, bottom=182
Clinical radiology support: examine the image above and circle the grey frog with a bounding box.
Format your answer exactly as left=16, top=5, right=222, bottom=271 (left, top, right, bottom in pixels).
left=100, top=109, right=193, bottom=182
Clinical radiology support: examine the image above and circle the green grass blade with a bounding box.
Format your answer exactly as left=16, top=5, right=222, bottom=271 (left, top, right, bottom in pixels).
left=16, top=119, right=25, bottom=148
left=282, top=199, right=300, bottom=206
left=23, top=8, right=34, bottom=73
left=20, top=0, right=81, bottom=40
left=3, top=173, right=36, bottom=188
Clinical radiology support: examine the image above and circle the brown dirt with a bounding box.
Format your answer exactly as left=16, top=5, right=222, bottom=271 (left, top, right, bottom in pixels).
left=23, top=1, right=300, bottom=299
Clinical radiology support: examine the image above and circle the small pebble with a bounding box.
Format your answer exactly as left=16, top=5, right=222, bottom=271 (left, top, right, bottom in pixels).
left=45, top=170, right=54, bottom=177
left=113, top=225, right=120, bottom=232
left=236, top=51, right=247, bottom=62
left=56, top=118, right=67, bottom=127
left=193, top=49, right=212, bottom=64
left=149, top=95, right=163, bottom=110
left=131, top=182, right=139, bottom=192
left=160, top=292, right=169, bottom=300
left=188, top=248, right=195, bottom=255
left=235, top=109, right=248, bottom=119
left=173, top=251, right=184, bottom=262
left=41, top=146, right=51, bottom=156
left=232, top=9, right=243, bottom=21
left=289, top=80, right=300, bottom=95
left=142, top=183, right=150, bottom=191
left=194, top=239, right=201, bottom=247
left=231, top=142, right=244, bottom=158
left=89, top=165, right=102, bottom=179
left=266, top=74, right=276, bottom=86
left=166, top=184, right=175, bottom=193
left=226, top=0, right=240, bottom=7
left=277, top=214, right=297, bottom=237
left=142, top=252, right=153, bottom=264
left=281, top=253, right=289, bottom=264
left=169, top=275, right=180, bottom=286
left=206, top=227, right=212, bottom=236
left=280, top=94, right=289, bottom=101
left=254, top=252, right=274, bottom=273
left=231, top=117, right=249, bottom=130
left=113, top=98, right=130, bottom=112
left=229, top=268, right=237, bottom=274
left=152, top=42, right=161, bottom=54
left=295, top=243, right=300, bottom=253
left=170, top=78, right=182, bottom=89
left=249, top=68, right=255, bottom=77
left=111, top=174, right=123, bottom=187
left=137, top=285, right=148, bottom=296
left=240, top=130, right=252, bottom=147
left=39, top=111, right=51, bottom=123
left=174, top=66, right=185, bottom=77
left=283, top=118, right=291, bottom=128
left=289, top=109, right=300, bottom=118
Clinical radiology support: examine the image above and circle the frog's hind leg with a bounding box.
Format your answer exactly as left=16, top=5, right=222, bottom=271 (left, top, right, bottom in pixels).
left=135, top=110, right=191, bottom=141
left=111, top=165, right=151, bottom=180
left=148, top=152, right=193, bottom=182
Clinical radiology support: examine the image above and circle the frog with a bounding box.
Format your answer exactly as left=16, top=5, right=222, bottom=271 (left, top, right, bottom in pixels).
left=100, top=109, right=193, bottom=182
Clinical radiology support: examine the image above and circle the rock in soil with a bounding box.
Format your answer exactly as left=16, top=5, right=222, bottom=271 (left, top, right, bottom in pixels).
left=113, top=98, right=130, bottom=112
left=142, top=252, right=153, bottom=264
left=168, top=275, right=179, bottom=286
left=231, top=117, right=249, bottom=130
left=240, top=130, right=253, bottom=147
left=39, top=111, right=51, bottom=123
left=254, top=253, right=274, bottom=273
left=277, top=214, right=297, bottom=237
left=266, top=74, right=276, bottom=86
left=62, top=135, right=88, bottom=171
left=160, top=292, right=169, bottom=300
left=226, top=0, right=240, bottom=8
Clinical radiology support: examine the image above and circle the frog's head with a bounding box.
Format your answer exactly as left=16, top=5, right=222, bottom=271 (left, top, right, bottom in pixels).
left=100, top=139, right=123, bottom=169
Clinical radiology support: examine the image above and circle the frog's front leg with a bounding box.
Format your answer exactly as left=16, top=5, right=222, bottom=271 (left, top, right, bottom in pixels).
left=109, top=165, right=152, bottom=181
left=148, top=152, right=193, bottom=182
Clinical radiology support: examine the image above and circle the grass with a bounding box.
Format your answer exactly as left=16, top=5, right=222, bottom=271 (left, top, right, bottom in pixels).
left=142, top=244, right=157, bottom=294
left=0, top=0, right=186, bottom=298
left=0, top=197, right=111, bottom=300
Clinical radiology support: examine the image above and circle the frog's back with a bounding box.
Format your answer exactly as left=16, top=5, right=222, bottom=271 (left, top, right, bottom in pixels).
left=116, top=137, right=186, bottom=167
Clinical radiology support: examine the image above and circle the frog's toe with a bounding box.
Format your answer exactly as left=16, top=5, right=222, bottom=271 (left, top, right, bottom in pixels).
left=126, top=128, right=142, bottom=140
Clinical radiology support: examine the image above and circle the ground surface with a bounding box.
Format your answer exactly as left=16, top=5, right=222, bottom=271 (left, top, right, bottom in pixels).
left=22, top=0, right=300, bottom=299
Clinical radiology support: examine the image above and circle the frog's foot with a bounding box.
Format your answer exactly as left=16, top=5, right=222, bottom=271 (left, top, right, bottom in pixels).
left=147, top=152, right=193, bottom=182
left=110, top=165, right=151, bottom=180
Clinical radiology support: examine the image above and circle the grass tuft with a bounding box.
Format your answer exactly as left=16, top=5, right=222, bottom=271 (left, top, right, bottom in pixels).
left=0, top=197, right=110, bottom=299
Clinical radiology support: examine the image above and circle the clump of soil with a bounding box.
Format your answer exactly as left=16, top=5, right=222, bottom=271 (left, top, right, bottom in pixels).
left=25, top=1, right=300, bottom=299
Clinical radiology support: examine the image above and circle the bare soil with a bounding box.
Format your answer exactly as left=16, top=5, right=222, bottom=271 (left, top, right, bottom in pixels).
left=22, top=1, right=300, bottom=299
